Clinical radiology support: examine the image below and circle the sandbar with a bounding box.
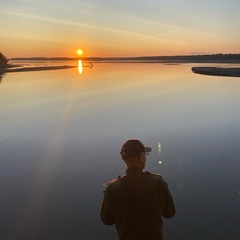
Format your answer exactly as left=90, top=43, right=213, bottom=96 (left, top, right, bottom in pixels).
left=0, top=65, right=77, bottom=73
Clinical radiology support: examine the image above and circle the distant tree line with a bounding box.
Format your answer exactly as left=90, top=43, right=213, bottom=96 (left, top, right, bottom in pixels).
left=10, top=53, right=240, bottom=63
left=103, top=53, right=240, bottom=62
left=8, top=53, right=240, bottom=63
left=11, top=57, right=101, bottom=61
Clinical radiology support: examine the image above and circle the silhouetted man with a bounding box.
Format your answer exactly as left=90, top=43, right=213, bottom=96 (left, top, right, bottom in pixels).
left=100, top=138, right=175, bottom=240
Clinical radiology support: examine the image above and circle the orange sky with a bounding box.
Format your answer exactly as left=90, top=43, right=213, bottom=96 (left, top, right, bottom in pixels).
left=1, top=0, right=240, bottom=58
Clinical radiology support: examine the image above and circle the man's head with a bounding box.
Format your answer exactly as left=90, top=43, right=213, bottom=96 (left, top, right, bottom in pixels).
left=120, top=139, right=151, bottom=169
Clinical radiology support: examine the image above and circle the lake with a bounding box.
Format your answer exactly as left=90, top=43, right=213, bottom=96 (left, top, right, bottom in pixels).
left=0, top=61, right=240, bottom=240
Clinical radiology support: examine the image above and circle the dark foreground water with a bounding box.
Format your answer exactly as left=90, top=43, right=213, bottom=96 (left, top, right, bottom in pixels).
left=0, top=62, right=240, bottom=240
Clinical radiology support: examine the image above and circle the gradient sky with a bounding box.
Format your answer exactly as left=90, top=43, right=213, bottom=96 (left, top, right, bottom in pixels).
left=1, top=0, right=240, bottom=58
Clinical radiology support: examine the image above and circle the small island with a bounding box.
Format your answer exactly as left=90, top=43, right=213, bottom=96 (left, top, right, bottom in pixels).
left=192, top=67, right=240, bottom=77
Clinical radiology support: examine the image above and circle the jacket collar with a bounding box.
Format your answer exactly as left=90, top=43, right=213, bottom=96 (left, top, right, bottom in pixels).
left=125, top=167, right=143, bottom=175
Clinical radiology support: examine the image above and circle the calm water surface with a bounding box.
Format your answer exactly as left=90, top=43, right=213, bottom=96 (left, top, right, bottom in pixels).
left=0, top=62, right=240, bottom=240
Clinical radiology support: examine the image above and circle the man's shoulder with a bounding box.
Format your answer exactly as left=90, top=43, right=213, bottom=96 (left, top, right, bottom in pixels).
left=144, top=171, right=168, bottom=185
left=103, top=175, right=123, bottom=188
left=144, top=170, right=162, bottom=178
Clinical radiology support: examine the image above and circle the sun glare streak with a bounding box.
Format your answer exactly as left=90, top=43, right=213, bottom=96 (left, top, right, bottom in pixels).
left=16, top=98, right=74, bottom=239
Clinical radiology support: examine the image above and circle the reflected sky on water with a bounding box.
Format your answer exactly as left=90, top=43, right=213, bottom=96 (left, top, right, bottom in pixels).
left=0, top=62, right=240, bottom=240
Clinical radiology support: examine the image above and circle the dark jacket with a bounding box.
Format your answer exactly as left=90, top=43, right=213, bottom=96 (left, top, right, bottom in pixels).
left=100, top=167, right=175, bottom=240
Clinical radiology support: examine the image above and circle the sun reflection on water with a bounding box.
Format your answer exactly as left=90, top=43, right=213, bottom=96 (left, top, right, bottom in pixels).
left=78, top=60, right=83, bottom=74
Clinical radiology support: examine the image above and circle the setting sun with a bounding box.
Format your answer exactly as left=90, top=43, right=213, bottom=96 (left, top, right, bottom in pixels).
left=77, top=49, right=83, bottom=55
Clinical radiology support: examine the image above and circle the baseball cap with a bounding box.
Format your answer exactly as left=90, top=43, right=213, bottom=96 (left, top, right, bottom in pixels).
left=120, top=138, right=152, bottom=159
